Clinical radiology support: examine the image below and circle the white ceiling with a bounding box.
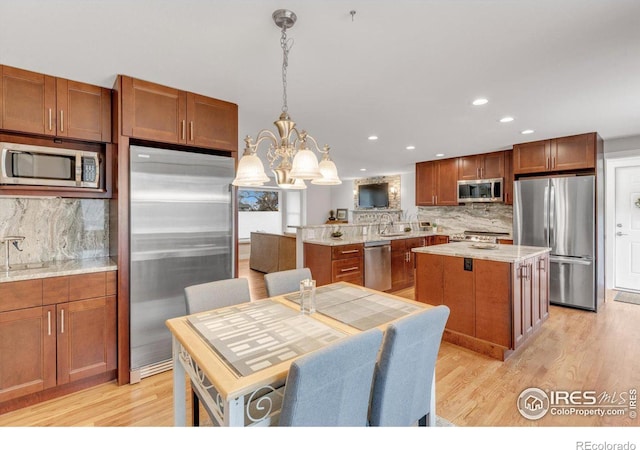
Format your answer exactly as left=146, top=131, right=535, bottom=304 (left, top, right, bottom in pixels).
left=1, top=0, right=640, bottom=180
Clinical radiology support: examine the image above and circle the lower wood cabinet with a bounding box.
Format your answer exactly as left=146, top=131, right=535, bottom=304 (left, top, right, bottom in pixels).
left=0, top=271, right=116, bottom=405
left=304, top=243, right=364, bottom=287
left=390, top=235, right=448, bottom=292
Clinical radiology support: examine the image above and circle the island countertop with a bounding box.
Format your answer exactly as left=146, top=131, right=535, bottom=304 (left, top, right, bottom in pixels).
left=303, top=231, right=443, bottom=247
left=412, top=241, right=550, bottom=263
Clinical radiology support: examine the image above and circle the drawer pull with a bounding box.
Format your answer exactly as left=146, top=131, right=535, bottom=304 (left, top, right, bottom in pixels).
left=60, top=309, right=65, bottom=334
left=47, top=310, right=51, bottom=336
left=340, top=250, right=359, bottom=254
left=340, top=266, right=359, bottom=273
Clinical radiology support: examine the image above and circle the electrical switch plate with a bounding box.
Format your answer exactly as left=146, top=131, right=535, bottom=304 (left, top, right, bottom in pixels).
left=464, top=258, right=473, bottom=271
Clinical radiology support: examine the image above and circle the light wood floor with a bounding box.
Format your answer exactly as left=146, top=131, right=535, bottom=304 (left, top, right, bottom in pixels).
left=1, top=260, right=639, bottom=427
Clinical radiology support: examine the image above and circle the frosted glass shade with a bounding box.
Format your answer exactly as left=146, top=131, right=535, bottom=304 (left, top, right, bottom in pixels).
left=289, top=149, right=321, bottom=179
left=279, top=178, right=307, bottom=189
left=311, top=158, right=342, bottom=185
left=232, top=154, right=270, bottom=186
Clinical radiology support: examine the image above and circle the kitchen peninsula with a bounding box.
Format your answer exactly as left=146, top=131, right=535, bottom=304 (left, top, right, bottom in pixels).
left=413, top=242, right=550, bottom=360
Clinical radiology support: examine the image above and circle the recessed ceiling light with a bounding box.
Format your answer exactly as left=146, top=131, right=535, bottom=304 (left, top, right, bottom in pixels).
left=499, top=116, right=514, bottom=123
left=472, top=98, right=488, bottom=106
left=521, top=129, right=535, bottom=135
left=435, top=153, right=444, bottom=157
left=360, top=168, right=367, bottom=172
left=368, top=135, right=378, bottom=141
left=406, top=145, right=415, bottom=150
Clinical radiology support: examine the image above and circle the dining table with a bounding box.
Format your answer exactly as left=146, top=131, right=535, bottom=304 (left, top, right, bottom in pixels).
left=165, top=281, right=436, bottom=427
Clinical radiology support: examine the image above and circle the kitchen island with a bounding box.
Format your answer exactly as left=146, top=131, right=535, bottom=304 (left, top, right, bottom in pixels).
left=413, top=242, right=550, bottom=360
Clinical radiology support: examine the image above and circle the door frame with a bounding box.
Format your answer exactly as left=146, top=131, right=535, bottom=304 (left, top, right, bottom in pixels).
left=605, top=153, right=640, bottom=292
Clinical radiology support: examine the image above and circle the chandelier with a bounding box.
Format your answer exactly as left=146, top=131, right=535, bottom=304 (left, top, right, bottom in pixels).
left=232, top=9, right=341, bottom=189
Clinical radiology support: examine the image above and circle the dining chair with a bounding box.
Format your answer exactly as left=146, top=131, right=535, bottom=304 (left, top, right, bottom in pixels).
left=183, top=277, right=251, bottom=425
left=368, top=305, right=450, bottom=427
left=279, top=327, right=384, bottom=427
left=263, top=267, right=312, bottom=297
left=184, top=277, right=251, bottom=315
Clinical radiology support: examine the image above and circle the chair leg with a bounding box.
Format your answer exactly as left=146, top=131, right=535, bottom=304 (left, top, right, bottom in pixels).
left=192, top=388, right=200, bottom=426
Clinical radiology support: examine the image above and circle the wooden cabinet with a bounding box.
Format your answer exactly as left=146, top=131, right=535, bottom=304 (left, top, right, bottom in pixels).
left=121, top=76, right=237, bottom=151
left=415, top=158, right=458, bottom=206
left=512, top=254, right=549, bottom=349
left=304, top=243, right=364, bottom=287
left=503, top=149, right=513, bottom=204
left=0, top=65, right=111, bottom=143
left=513, top=132, right=597, bottom=175
left=0, top=272, right=116, bottom=405
left=458, top=151, right=504, bottom=180
left=390, top=237, right=425, bottom=291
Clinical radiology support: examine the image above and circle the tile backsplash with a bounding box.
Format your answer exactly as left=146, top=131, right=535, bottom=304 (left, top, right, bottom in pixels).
left=0, top=197, right=109, bottom=264
left=417, top=203, right=513, bottom=235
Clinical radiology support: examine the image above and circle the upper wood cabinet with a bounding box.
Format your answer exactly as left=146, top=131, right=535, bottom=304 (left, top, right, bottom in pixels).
left=0, top=65, right=111, bottom=143
left=458, top=151, right=504, bottom=180
left=513, top=132, right=597, bottom=175
left=504, top=149, right=513, bottom=205
left=120, top=76, right=238, bottom=152
left=415, top=158, right=458, bottom=206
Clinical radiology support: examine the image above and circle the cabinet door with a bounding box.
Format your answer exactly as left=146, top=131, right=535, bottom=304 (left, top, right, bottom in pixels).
left=414, top=253, right=443, bottom=305
left=442, top=255, right=475, bottom=335
left=0, top=306, right=56, bottom=403
left=482, top=151, right=505, bottom=179
left=535, top=254, right=550, bottom=324
left=56, top=296, right=117, bottom=385
left=390, top=240, right=408, bottom=291
left=475, top=260, right=511, bottom=348
left=513, top=140, right=551, bottom=175
left=513, top=260, right=534, bottom=348
left=415, top=161, right=436, bottom=206
left=303, top=243, right=332, bottom=287
left=435, top=158, right=459, bottom=205
left=552, top=133, right=595, bottom=171
left=121, top=76, right=186, bottom=144
left=186, top=93, right=238, bottom=151
left=503, top=149, right=513, bottom=204
left=56, top=79, right=111, bottom=142
left=457, top=155, right=481, bottom=180
left=1, top=65, right=56, bottom=136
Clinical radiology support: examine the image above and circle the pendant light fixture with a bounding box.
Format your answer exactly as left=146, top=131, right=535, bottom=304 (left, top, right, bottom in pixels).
left=232, top=9, right=341, bottom=189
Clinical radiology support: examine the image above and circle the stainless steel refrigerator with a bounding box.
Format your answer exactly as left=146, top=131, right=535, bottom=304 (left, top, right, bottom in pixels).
left=513, top=175, right=597, bottom=311
left=129, top=145, right=235, bottom=379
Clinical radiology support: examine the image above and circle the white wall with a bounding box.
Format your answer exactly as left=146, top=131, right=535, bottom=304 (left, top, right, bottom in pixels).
left=305, top=183, right=333, bottom=225
left=330, top=180, right=357, bottom=221
left=604, top=135, right=640, bottom=290
left=238, top=211, right=282, bottom=240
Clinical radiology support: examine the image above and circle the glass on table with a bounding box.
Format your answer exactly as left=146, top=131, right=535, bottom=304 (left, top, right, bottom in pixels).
left=299, top=279, right=316, bottom=314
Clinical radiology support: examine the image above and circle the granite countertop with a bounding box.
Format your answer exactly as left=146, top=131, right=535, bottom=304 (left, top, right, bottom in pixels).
left=303, top=231, right=443, bottom=247
left=0, top=256, right=117, bottom=283
left=412, top=241, right=550, bottom=263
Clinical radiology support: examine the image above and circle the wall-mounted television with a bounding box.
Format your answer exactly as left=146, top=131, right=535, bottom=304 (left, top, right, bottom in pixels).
left=358, top=182, right=389, bottom=208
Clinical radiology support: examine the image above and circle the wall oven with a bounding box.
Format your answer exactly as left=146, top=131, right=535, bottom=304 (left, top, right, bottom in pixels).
left=0, top=142, right=100, bottom=188
left=457, top=178, right=503, bottom=203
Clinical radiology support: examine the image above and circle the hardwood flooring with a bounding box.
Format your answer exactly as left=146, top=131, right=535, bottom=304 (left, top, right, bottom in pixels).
left=1, top=260, right=639, bottom=427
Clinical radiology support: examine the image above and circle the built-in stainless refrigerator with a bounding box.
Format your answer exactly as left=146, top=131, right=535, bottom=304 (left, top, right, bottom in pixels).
left=514, top=175, right=597, bottom=311
left=129, top=145, right=235, bottom=380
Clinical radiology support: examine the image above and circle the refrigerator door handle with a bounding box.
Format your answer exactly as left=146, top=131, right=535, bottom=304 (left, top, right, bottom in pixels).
left=549, top=185, right=556, bottom=248
left=549, top=256, right=593, bottom=266
left=543, top=185, right=549, bottom=243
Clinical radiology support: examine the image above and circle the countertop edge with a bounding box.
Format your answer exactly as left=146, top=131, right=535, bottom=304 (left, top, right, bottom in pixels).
left=0, top=257, right=117, bottom=283
left=412, top=243, right=551, bottom=263
left=303, top=232, right=445, bottom=247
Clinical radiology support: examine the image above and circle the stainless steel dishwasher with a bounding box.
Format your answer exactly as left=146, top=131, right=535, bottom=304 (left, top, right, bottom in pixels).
left=364, top=240, right=392, bottom=291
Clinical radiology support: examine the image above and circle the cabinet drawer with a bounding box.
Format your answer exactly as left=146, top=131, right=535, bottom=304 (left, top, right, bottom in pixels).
left=69, top=272, right=106, bottom=301
left=331, top=244, right=363, bottom=260
left=0, top=279, right=43, bottom=312
left=332, top=257, right=363, bottom=282
left=43, top=276, right=69, bottom=305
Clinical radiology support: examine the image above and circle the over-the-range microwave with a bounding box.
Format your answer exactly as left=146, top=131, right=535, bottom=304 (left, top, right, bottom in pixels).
left=457, top=177, right=503, bottom=203
left=0, top=142, right=100, bottom=189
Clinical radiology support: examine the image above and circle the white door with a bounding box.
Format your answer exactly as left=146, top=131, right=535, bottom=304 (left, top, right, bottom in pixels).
left=615, top=165, right=640, bottom=291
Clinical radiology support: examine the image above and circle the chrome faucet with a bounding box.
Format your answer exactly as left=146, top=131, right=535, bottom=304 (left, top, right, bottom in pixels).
left=1, top=236, right=25, bottom=271
left=378, top=213, right=394, bottom=235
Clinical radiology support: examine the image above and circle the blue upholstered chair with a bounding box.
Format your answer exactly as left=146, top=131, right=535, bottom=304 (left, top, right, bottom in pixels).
left=279, top=328, right=384, bottom=427
left=368, top=305, right=450, bottom=427
left=184, top=277, right=251, bottom=425
left=264, top=267, right=312, bottom=297
left=184, top=277, right=251, bottom=315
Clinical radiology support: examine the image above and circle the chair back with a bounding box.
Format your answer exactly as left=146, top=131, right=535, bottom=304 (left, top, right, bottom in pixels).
left=264, top=267, right=312, bottom=297
left=184, top=277, right=251, bottom=315
left=368, top=305, right=450, bottom=426
left=279, top=328, right=383, bottom=427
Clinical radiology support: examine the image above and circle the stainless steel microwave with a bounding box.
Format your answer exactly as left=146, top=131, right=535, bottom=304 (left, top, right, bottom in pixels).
left=457, top=178, right=503, bottom=203
left=0, top=142, right=100, bottom=188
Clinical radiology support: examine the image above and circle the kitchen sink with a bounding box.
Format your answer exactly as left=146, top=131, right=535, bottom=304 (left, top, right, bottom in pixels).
left=6, top=262, right=49, bottom=271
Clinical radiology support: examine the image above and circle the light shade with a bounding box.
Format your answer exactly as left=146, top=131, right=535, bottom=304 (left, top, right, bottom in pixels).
left=232, top=153, right=270, bottom=186
left=289, top=148, right=321, bottom=179
left=280, top=178, right=307, bottom=189
left=311, top=157, right=341, bottom=185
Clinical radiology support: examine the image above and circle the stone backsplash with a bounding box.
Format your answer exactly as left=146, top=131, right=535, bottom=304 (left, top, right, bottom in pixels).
left=0, top=197, right=109, bottom=265
left=417, top=203, right=513, bottom=235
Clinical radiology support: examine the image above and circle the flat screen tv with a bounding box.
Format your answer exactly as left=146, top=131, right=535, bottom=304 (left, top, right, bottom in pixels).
left=358, top=182, right=389, bottom=208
